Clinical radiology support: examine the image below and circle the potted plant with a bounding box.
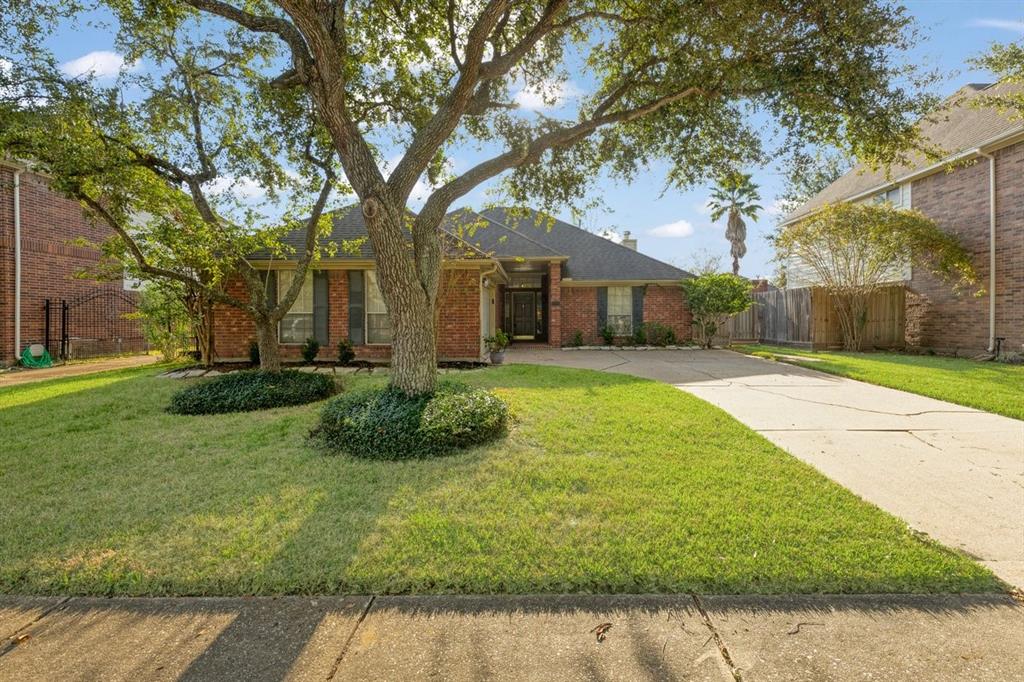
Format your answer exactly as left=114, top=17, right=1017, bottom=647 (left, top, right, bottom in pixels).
left=483, top=329, right=511, bottom=365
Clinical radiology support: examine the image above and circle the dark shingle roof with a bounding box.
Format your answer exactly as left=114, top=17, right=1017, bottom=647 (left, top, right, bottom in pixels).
left=250, top=205, right=486, bottom=261
left=253, top=204, right=692, bottom=282
left=473, top=207, right=692, bottom=281
left=786, top=82, right=1024, bottom=222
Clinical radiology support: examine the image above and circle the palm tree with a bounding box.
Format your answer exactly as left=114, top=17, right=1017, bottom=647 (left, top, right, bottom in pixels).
left=707, top=171, right=762, bottom=275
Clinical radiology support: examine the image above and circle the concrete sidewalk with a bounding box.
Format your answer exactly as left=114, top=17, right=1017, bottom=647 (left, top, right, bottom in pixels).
left=1, top=594, right=1022, bottom=681
left=0, top=354, right=159, bottom=387
left=509, top=348, right=1024, bottom=589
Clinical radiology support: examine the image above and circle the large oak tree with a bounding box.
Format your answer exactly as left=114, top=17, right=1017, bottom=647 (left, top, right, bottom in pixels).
left=3, top=0, right=937, bottom=393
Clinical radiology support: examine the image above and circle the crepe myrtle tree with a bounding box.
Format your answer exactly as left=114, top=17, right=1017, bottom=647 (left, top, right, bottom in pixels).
left=5, top=0, right=939, bottom=393
left=0, top=29, right=346, bottom=372
left=775, top=202, right=976, bottom=351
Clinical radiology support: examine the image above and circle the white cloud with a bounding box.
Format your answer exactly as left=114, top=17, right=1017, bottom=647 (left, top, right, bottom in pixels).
left=60, top=51, right=138, bottom=80
left=513, top=79, right=582, bottom=112
left=648, top=219, right=695, bottom=238
left=764, top=198, right=788, bottom=216
left=598, top=229, right=622, bottom=244
left=970, top=18, right=1024, bottom=33
left=204, top=176, right=266, bottom=201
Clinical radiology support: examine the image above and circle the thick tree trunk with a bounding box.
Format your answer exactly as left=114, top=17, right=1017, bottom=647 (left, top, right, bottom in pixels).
left=255, top=318, right=282, bottom=372
left=362, top=201, right=440, bottom=395
left=390, top=299, right=439, bottom=394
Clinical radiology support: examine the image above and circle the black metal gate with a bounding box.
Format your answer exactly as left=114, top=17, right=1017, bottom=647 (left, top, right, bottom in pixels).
left=44, top=290, right=145, bottom=360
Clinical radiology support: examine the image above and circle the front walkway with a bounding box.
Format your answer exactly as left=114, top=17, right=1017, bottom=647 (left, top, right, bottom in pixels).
left=0, top=354, right=160, bottom=388
left=1, top=594, right=1021, bottom=681
left=510, top=348, right=1024, bottom=589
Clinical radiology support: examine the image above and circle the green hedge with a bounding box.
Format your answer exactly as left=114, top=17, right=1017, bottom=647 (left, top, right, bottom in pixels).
left=312, top=382, right=508, bottom=459
left=168, top=370, right=336, bottom=415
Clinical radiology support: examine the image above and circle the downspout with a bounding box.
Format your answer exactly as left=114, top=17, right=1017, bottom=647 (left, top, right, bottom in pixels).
left=479, top=261, right=500, bottom=357
left=977, top=151, right=996, bottom=353
left=12, top=168, right=22, bottom=361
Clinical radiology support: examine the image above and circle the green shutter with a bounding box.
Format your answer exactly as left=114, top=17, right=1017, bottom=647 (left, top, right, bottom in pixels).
left=313, top=270, right=329, bottom=345
left=348, top=270, right=365, bottom=345
left=632, top=286, right=645, bottom=330
left=597, top=287, right=608, bottom=331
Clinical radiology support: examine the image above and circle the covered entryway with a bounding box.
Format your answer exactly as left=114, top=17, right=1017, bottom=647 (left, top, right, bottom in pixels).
left=500, top=267, right=552, bottom=343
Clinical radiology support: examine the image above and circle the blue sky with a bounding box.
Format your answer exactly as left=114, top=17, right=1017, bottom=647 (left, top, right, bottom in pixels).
left=45, top=1, right=1024, bottom=277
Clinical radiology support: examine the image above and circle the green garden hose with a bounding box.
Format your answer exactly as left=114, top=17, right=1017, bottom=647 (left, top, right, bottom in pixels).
left=21, top=346, right=53, bottom=368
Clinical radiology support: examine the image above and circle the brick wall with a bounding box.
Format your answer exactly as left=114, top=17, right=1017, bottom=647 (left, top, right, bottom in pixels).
left=0, top=168, right=139, bottom=364
left=559, top=284, right=692, bottom=345
left=560, top=286, right=598, bottom=344
left=906, top=141, right=1024, bottom=354
left=213, top=267, right=483, bottom=362
left=642, top=284, right=693, bottom=342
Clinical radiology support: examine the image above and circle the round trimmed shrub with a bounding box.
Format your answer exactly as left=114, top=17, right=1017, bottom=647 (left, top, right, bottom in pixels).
left=168, top=369, right=336, bottom=415
left=312, top=382, right=508, bottom=459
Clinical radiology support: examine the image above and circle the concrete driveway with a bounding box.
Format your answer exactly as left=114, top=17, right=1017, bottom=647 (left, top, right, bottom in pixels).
left=509, top=348, right=1024, bottom=589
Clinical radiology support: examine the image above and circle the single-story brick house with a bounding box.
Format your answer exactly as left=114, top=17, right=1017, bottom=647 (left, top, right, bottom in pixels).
left=212, top=206, right=693, bottom=362
left=783, top=82, right=1023, bottom=355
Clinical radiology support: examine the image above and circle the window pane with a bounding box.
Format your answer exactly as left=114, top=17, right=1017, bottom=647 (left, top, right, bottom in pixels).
left=607, top=287, right=632, bottom=334
left=278, top=271, right=313, bottom=343
left=608, top=286, right=631, bottom=315
left=278, top=271, right=313, bottom=313
left=607, top=314, right=632, bottom=336
left=366, top=271, right=388, bottom=314
left=280, top=313, right=313, bottom=344
left=367, top=313, right=392, bottom=344
left=365, top=271, right=392, bottom=343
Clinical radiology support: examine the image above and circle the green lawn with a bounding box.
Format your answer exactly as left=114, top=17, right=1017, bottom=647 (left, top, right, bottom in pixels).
left=734, top=345, right=1024, bottom=421
left=0, top=363, right=1000, bottom=596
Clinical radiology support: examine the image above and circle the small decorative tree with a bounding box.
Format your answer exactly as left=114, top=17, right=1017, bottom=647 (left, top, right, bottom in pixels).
left=681, top=274, right=753, bottom=348
left=775, top=202, right=976, bottom=351
left=129, top=282, right=194, bottom=362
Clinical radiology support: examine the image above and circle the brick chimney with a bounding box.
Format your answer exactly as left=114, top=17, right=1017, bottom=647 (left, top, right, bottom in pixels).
left=621, top=230, right=637, bottom=251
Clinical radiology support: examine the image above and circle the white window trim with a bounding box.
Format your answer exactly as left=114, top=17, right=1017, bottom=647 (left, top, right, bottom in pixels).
left=364, top=270, right=392, bottom=346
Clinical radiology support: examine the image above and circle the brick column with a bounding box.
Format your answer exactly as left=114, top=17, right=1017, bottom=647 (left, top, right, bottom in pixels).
left=548, top=261, right=561, bottom=346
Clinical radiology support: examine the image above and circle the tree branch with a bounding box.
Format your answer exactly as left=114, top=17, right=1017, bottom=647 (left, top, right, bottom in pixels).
left=179, top=0, right=312, bottom=70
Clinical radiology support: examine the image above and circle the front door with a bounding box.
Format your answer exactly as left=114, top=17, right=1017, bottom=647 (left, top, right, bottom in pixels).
left=511, top=291, right=536, bottom=340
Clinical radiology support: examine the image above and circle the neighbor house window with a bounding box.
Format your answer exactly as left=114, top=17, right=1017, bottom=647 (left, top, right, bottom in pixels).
left=873, top=184, right=909, bottom=208
left=278, top=271, right=313, bottom=344
left=607, top=286, right=632, bottom=335
left=366, top=271, right=392, bottom=344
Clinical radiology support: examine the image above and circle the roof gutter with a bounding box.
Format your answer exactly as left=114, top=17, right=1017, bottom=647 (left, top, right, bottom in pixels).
left=977, top=149, right=997, bottom=353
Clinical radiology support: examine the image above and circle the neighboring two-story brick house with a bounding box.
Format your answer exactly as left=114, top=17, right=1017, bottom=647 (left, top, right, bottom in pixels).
left=1, top=161, right=142, bottom=366
left=784, top=82, right=1024, bottom=355
left=211, top=206, right=694, bottom=362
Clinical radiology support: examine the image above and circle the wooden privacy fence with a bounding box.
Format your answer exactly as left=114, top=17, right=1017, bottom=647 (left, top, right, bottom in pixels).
left=720, top=285, right=905, bottom=349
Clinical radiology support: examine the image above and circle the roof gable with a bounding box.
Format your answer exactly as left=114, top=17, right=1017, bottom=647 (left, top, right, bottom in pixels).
left=476, top=207, right=692, bottom=281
